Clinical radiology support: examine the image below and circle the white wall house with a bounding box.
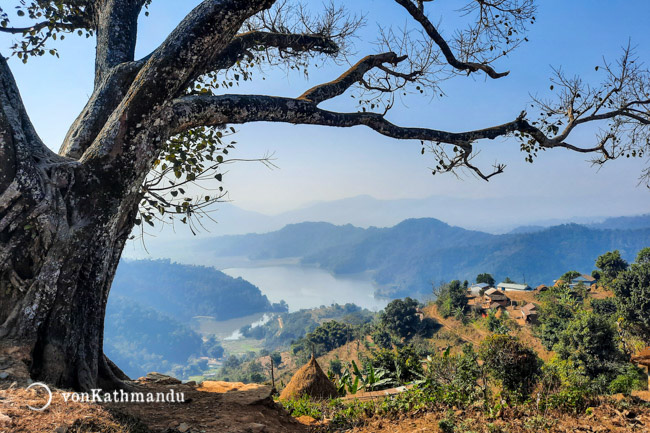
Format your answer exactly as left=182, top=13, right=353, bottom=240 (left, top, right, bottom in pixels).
left=468, top=283, right=490, bottom=295
left=496, top=282, right=531, bottom=291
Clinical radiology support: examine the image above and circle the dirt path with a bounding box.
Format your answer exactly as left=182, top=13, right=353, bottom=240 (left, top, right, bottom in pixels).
left=0, top=378, right=308, bottom=433
left=109, top=381, right=307, bottom=433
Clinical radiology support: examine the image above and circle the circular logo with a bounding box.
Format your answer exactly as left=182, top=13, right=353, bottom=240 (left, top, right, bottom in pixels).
left=26, top=382, right=52, bottom=411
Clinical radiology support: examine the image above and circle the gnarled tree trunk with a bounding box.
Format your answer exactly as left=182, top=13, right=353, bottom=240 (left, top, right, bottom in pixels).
left=0, top=58, right=138, bottom=389
left=0, top=0, right=274, bottom=391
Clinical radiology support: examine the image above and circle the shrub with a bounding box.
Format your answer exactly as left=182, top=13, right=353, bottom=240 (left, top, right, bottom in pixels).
left=480, top=334, right=540, bottom=401
left=380, top=297, right=422, bottom=339
left=436, top=281, right=468, bottom=318
left=281, top=396, right=323, bottom=420
left=422, top=345, right=482, bottom=407
left=608, top=364, right=648, bottom=395
left=538, top=357, right=593, bottom=413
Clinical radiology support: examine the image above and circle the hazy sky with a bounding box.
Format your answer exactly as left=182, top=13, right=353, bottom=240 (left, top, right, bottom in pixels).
left=2, top=0, right=649, bottom=223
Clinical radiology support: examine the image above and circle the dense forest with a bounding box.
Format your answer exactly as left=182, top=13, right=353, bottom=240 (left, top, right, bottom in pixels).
left=104, top=296, right=205, bottom=378
left=111, top=259, right=288, bottom=321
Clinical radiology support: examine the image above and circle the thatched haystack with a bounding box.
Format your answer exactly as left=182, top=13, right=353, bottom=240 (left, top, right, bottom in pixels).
left=279, top=356, right=338, bottom=400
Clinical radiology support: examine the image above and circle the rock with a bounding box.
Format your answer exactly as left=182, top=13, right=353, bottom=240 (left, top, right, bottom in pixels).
left=177, top=422, right=191, bottom=432
left=140, top=372, right=182, bottom=385
left=54, top=426, right=68, bottom=433
left=0, top=372, right=8, bottom=380
left=245, top=423, right=267, bottom=433
left=296, top=415, right=318, bottom=425
left=0, top=413, right=11, bottom=426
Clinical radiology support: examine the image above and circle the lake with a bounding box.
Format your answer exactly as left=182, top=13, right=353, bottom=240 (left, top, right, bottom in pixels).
left=221, top=264, right=388, bottom=312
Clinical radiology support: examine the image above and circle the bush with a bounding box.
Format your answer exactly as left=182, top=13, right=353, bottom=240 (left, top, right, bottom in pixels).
left=371, top=327, right=394, bottom=349
left=380, top=298, right=422, bottom=339
left=485, top=310, right=510, bottom=334
left=436, top=281, right=468, bottom=318
left=553, top=310, right=624, bottom=379
left=365, top=344, right=424, bottom=385
left=480, top=334, right=540, bottom=401
left=281, top=396, right=323, bottom=420
left=422, top=345, right=482, bottom=407
left=608, top=364, right=648, bottom=395
left=538, top=357, right=593, bottom=413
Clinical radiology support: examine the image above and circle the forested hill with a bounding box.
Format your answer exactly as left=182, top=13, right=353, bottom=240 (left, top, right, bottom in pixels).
left=191, top=217, right=650, bottom=297
left=111, top=259, right=287, bottom=322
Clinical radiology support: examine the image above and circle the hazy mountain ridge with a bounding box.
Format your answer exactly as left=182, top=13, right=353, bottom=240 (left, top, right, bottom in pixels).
left=195, top=218, right=650, bottom=297
left=192, top=221, right=370, bottom=260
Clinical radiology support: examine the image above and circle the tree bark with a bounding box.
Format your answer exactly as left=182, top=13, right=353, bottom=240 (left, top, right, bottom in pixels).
left=0, top=154, right=139, bottom=390
left=0, top=54, right=137, bottom=390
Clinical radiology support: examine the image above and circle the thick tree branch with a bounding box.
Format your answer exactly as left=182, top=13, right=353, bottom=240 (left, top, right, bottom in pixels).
left=0, top=54, right=49, bottom=157
left=79, top=0, right=275, bottom=167
left=168, top=93, right=625, bottom=181
left=94, top=0, right=146, bottom=87
left=0, top=54, right=62, bottom=195
left=60, top=59, right=146, bottom=159
left=393, top=0, right=509, bottom=78
left=169, top=93, right=526, bottom=146
left=299, top=52, right=407, bottom=104
left=211, top=30, right=339, bottom=72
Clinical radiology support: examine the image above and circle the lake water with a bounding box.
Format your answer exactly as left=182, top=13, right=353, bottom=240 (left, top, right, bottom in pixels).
left=221, top=264, right=388, bottom=312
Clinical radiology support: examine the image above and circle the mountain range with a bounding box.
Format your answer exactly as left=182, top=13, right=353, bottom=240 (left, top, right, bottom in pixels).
left=174, top=215, right=650, bottom=297
left=121, top=195, right=650, bottom=261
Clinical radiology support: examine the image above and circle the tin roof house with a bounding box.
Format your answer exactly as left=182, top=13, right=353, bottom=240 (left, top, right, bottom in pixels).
left=496, top=282, right=531, bottom=291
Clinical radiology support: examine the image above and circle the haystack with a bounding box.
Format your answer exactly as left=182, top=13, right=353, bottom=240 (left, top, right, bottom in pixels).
left=279, top=356, right=338, bottom=400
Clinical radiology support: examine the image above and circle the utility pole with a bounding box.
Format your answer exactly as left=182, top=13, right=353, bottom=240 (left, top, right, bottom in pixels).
left=270, top=356, right=277, bottom=395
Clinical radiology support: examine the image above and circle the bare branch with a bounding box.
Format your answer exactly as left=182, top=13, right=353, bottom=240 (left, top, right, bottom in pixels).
left=393, top=0, right=512, bottom=78
left=169, top=93, right=528, bottom=146
left=299, top=52, right=407, bottom=104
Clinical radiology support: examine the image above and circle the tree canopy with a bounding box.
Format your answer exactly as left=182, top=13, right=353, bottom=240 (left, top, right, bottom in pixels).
left=476, top=273, right=495, bottom=287
left=612, top=255, right=650, bottom=343
left=380, top=297, right=422, bottom=340
left=595, top=250, right=629, bottom=283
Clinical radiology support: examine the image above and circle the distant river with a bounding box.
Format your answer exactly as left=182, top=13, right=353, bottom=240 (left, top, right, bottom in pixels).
left=221, top=264, right=388, bottom=312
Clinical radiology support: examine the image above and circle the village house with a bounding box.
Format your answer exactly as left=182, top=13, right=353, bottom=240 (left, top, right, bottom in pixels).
left=468, top=282, right=491, bottom=296
left=496, top=282, right=532, bottom=291
left=553, top=273, right=598, bottom=290
left=483, top=288, right=509, bottom=309
left=520, top=303, right=539, bottom=324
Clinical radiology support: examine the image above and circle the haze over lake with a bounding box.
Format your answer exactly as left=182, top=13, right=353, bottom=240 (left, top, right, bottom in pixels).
left=221, top=264, right=388, bottom=312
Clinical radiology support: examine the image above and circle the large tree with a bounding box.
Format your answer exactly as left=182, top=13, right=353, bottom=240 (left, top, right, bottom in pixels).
left=0, top=0, right=648, bottom=391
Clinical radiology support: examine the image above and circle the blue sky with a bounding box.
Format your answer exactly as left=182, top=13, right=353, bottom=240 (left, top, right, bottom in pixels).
left=2, top=0, right=649, bottom=225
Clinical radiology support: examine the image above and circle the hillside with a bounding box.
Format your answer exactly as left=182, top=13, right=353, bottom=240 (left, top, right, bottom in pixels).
left=104, top=296, right=205, bottom=378
left=182, top=218, right=650, bottom=297
left=111, top=259, right=287, bottom=322
left=104, top=259, right=290, bottom=378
